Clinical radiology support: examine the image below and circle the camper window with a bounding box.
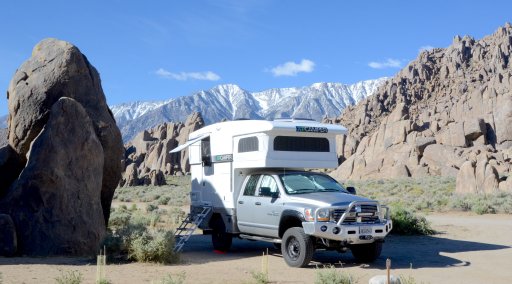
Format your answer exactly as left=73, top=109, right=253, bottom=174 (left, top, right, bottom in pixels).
left=273, top=136, right=329, bottom=152
left=238, top=136, right=259, bottom=153
left=201, top=137, right=211, bottom=166
left=243, top=175, right=260, bottom=196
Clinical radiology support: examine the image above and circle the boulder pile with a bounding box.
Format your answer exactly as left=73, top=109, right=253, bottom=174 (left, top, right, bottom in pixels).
left=329, top=24, right=512, bottom=193
left=119, top=112, right=204, bottom=186
left=0, top=38, right=123, bottom=256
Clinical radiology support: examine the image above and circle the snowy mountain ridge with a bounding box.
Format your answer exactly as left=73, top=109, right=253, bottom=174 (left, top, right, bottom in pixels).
left=110, top=78, right=387, bottom=141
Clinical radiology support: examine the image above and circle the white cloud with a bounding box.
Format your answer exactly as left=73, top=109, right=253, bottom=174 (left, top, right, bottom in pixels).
left=270, top=59, right=315, bottom=77
left=155, top=68, right=220, bottom=81
left=419, top=45, right=435, bottom=53
left=368, top=58, right=402, bottom=69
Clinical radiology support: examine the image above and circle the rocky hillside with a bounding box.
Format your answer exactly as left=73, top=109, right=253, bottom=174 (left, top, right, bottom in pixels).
left=330, top=24, right=512, bottom=193
left=113, top=79, right=386, bottom=141
left=120, top=112, right=204, bottom=187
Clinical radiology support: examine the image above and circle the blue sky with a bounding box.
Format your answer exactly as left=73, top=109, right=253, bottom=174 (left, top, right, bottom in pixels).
left=1, top=0, right=511, bottom=116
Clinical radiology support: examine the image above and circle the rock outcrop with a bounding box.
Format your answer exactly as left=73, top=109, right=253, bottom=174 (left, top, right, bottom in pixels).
left=330, top=24, right=512, bottom=192
left=5, top=38, right=123, bottom=223
left=0, top=128, right=7, bottom=147
left=1, top=98, right=105, bottom=255
left=0, top=39, right=123, bottom=256
left=119, top=112, right=204, bottom=187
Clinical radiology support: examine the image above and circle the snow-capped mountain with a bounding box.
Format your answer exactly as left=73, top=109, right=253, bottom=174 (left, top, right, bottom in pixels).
left=110, top=99, right=173, bottom=126
left=113, top=78, right=387, bottom=141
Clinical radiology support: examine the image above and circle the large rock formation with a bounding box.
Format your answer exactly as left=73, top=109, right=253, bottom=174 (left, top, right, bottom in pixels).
left=120, top=112, right=204, bottom=186
left=0, top=39, right=123, bottom=256
left=330, top=24, right=512, bottom=192
left=5, top=38, right=123, bottom=223
left=0, top=128, right=7, bottom=147
left=1, top=98, right=105, bottom=255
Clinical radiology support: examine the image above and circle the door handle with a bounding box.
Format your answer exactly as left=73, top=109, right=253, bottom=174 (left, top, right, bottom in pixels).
left=255, top=202, right=261, bottom=205
left=238, top=201, right=244, bottom=204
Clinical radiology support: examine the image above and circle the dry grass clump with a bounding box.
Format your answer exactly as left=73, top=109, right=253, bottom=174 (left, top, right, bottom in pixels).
left=156, top=272, right=187, bottom=284
left=315, top=265, right=355, bottom=284
left=54, top=270, right=83, bottom=284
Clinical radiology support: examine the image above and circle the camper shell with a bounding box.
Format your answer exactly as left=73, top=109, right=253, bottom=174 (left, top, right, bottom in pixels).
left=171, top=119, right=392, bottom=267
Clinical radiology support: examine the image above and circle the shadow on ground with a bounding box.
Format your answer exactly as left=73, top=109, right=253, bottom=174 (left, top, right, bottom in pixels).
left=182, top=233, right=510, bottom=269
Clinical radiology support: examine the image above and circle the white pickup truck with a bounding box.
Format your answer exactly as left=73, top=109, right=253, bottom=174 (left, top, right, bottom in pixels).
left=171, top=119, right=392, bottom=267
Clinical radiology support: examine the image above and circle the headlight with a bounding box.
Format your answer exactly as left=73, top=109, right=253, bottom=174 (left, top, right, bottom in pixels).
left=304, top=208, right=330, bottom=222
left=317, top=209, right=330, bottom=222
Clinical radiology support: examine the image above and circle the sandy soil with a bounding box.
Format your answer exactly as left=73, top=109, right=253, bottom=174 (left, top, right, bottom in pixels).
left=1, top=212, right=511, bottom=284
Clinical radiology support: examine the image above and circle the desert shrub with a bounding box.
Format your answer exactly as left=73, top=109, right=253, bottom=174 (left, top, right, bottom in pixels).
left=249, top=271, right=269, bottom=284
left=390, top=207, right=435, bottom=235
left=315, top=265, right=355, bottom=284
left=449, top=192, right=512, bottom=214
left=129, top=229, right=179, bottom=264
left=104, top=206, right=178, bottom=263
left=146, top=203, right=159, bottom=213
left=54, top=270, right=83, bottom=284
left=158, top=195, right=171, bottom=205
left=157, top=272, right=186, bottom=284
left=0, top=272, right=3, bottom=284
left=113, top=176, right=190, bottom=208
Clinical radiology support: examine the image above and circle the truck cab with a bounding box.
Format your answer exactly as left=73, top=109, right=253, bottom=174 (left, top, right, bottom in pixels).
left=170, top=119, right=392, bottom=267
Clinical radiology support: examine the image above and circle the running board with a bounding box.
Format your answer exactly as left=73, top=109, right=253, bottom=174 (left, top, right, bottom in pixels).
left=239, top=234, right=281, bottom=243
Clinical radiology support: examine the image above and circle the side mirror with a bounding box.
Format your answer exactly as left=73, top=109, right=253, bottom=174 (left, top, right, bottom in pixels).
left=346, top=186, right=356, bottom=195
left=271, top=191, right=280, bottom=199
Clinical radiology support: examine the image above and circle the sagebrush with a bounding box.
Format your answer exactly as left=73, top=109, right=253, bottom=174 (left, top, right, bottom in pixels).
left=315, top=265, right=355, bottom=284
left=54, top=270, right=83, bottom=284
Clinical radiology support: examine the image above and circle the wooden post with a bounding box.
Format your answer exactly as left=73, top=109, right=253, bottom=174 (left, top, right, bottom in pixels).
left=386, top=258, right=391, bottom=284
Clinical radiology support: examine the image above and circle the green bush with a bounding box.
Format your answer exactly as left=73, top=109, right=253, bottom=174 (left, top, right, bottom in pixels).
left=390, top=207, right=435, bottom=235
left=54, top=270, right=83, bottom=284
left=129, top=229, right=179, bottom=264
left=315, top=265, right=355, bottom=284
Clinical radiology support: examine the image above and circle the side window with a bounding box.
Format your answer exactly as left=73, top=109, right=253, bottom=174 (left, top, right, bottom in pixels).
left=243, top=175, right=260, bottom=196
left=274, top=136, right=329, bottom=152
left=238, top=136, right=259, bottom=153
left=201, top=137, right=211, bottom=166
left=258, top=175, right=278, bottom=197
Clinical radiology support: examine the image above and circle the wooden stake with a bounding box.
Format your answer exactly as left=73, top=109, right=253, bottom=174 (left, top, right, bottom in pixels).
left=386, top=258, right=391, bottom=284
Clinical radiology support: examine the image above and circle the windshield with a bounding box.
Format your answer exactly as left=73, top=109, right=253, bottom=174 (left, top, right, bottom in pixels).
left=278, top=172, right=348, bottom=195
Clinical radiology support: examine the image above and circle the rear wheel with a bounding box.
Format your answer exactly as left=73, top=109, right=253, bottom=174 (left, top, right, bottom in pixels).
left=281, top=227, right=314, bottom=268
left=211, top=217, right=232, bottom=251
left=350, top=242, right=382, bottom=263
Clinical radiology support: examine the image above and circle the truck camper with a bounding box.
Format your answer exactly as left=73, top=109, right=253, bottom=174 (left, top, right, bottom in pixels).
left=170, top=119, right=392, bottom=267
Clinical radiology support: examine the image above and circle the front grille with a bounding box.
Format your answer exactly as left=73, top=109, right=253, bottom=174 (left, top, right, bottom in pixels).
left=332, top=204, right=379, bottom=223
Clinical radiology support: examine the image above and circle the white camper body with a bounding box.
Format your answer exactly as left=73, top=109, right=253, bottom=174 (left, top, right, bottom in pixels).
left=172, top=119, right=347, bottom=223
left=171, top=119, right=392, bottom=267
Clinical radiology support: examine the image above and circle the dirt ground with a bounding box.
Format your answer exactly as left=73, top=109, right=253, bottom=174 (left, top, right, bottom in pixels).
left=1, top=212, right=511, bottom=284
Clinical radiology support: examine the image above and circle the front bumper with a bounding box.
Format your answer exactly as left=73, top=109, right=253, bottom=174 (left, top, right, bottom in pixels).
left=302, top=201, right=393, bottom=244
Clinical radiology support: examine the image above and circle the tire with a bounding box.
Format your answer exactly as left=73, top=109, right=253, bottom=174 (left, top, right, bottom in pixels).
left=281, top=227, right=314, bottom=268
left=350, top=242, right=382, bottom=263
left=211, top=217, right=232, bottom=251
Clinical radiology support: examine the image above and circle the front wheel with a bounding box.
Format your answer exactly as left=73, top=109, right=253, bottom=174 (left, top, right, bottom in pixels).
left=281, top=227, right=314, bottom=268
left=350, top=242, right=382, bottom=263
left=211, top=217, right=232, bottom=251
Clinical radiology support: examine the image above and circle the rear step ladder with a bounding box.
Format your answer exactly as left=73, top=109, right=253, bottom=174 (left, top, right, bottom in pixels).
left=174, top=206, right=212, bottom=252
